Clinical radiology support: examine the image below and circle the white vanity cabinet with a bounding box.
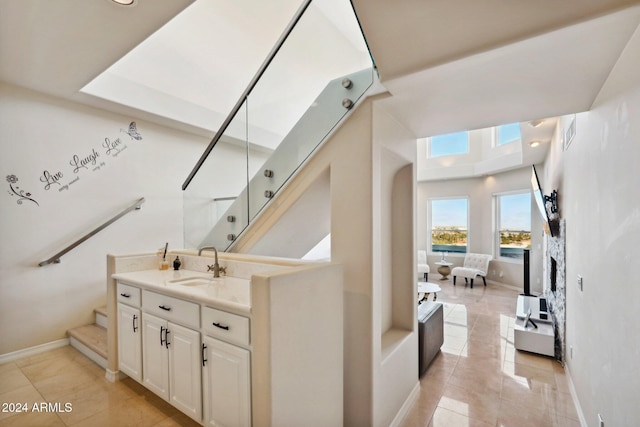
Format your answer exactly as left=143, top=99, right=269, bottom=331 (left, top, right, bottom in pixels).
left=108, top=259, right=343, bottom=427
left=141, top=292, right=202, bottom=423
left=202, top=306, right=252, bottom=427
left=116, top=282, right=142, bottom=382
left=202, top=336, right=251, bottom=427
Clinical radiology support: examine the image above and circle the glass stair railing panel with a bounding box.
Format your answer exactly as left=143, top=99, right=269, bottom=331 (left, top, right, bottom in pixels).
left=247, top=69, right=372, bottom=220
left=182, top=0, right=376, bottom=251
left=246, top=0, right=373, bottom=220
left=183, top=101, right=249, bottom=251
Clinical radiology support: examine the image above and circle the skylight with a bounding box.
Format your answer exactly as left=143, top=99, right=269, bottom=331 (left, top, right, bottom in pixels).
left=80, top=0, right=371, bottom=151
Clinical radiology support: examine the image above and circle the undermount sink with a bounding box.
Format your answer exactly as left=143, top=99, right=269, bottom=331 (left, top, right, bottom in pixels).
left=167, top=276, right=219, bottom=287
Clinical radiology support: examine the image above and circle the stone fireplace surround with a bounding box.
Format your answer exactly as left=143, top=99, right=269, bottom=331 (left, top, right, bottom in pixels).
left=543, top=219, right=566, bottom=363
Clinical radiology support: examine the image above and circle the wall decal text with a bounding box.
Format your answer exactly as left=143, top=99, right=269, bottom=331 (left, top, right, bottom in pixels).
left=40, top=170, right=64, bottom=190
left=6, top=121, right=143, bottom=206
left=70, top=148, right=100, bottom=174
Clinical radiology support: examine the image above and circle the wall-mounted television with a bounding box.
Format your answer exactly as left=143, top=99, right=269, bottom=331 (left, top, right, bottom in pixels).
left=531, top=165, right=555, bottom=237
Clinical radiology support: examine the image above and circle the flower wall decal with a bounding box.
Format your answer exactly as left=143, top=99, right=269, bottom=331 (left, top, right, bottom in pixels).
left=6, top=174, right=39, bottom=206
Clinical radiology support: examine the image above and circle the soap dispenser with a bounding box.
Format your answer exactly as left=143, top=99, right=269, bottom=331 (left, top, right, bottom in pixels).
left=173, top=256, right=181, bottom=271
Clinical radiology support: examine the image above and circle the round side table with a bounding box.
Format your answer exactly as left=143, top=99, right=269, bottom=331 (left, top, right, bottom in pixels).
left=435, top=261, right=453, bottom=280
left=417, top=281, right=441, bottom=303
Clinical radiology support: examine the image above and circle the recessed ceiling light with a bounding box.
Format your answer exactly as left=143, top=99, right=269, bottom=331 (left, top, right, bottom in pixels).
left=529, top=119, right=545, bottom=128
left=111, top=0, right=136, bottom=5
left=529, top=140, right=540, bottom=148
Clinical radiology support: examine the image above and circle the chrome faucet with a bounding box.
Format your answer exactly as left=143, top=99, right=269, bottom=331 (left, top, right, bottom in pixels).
left=198, top=246, right=221, bottom=278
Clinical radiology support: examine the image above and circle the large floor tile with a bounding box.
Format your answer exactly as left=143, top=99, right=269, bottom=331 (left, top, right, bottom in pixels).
left=402, top=280, right=579, bottom=427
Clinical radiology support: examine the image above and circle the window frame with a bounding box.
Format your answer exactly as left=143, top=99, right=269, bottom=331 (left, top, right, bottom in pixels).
left=494, top=190, right=532, bottom=262
left=428, top=196, right=470, bottom=256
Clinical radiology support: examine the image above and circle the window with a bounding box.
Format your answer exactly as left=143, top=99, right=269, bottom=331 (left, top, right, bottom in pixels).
left=429, top=131, right=469, bottom=157
left=496, top=192, right=531, bottom=259
left=496, top=123, right=521, bottom=145
left=430, top=198, right=468, bottom=254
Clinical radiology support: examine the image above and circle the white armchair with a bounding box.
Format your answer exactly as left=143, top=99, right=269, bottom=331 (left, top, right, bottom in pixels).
left=451, top=253, right=492, bottom=288
left=418, top=250, right=430, bottom=282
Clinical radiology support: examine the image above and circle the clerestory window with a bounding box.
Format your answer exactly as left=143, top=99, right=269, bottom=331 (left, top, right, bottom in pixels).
left=428, top=131, right=469, bottom=157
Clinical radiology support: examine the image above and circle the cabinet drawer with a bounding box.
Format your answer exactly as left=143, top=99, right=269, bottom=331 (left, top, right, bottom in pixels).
left=142, top=290, right=199, bottom=329
left=117, top=282, right=141, bottom=307
left=202, top=307, right=249, bottom=347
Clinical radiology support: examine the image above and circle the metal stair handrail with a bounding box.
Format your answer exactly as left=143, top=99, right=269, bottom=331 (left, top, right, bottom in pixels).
left=38, top=197, right=145, bottom=266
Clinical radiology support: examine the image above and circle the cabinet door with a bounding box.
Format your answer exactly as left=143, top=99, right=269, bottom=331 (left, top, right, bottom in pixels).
left=168, top=322, right=202, bottom=423
left=141, top=312, right=169, bottom=400
left=202, top=336, right=251, bottom=427
left=117, top=303, right=142, bottom=382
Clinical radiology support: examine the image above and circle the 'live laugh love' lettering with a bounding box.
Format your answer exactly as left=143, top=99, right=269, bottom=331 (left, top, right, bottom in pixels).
left=37, top=122, right=141, bottom=194
left=70, top=148, right=100, bottom=173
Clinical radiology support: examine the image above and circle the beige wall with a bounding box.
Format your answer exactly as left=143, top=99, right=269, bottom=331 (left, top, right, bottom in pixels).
left=0, top=83, right=244, bottom=355
left=549, top=23, right=640, bottom=426
left=231, top=96, right=419, bottom=426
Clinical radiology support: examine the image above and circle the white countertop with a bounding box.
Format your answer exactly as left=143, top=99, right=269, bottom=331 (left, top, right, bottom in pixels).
left=112, top=269, right=251, bottom=314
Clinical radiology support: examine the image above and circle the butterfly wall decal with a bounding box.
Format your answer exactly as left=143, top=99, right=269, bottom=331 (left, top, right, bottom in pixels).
left=121, top=121, right=143, bottom=140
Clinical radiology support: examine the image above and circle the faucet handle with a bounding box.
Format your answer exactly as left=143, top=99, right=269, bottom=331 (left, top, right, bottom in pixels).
left=207, top=264, right=215, bottom=272
left=219, top=266, right=227, bottom=276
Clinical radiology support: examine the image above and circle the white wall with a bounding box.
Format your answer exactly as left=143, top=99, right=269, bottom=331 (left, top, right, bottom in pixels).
left=0, top=83, right=243, bottom=355
left=417, top=167, right=545, bottom=292
left=372, top=102, right=417, bottom=427
left=231, top=97, right=418, bottom=426
left=549, top=23, right=640, bottom=426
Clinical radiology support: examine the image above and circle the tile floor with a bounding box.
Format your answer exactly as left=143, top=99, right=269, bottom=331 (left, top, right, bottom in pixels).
left=0, top=346, right=200, bottom=426
left=401, top=277, right=581, bottom=427
left=0, top=278, right=580, bottom=427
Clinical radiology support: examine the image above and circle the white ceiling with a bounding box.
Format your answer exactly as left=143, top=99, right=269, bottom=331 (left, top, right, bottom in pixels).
left=2, top=0, right=640, bottom=148
left=352, top=0, right=640, bottom=138
left=0, top=0, right=195, bottom=100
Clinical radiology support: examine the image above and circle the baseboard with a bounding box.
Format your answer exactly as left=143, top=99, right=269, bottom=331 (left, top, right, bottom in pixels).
left=389, top=381, right=420, bottom=427
left=69, top=336, right=107, bottom=369
left=105, top=368, right=128, bottom=383
left=565, top=364, right=587, bottom=427
left=0, top=338, right=69, bottom=364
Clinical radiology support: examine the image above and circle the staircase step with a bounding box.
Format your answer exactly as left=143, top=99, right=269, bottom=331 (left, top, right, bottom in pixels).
left=68, top=324, right=107, bottom=368
left=94, top=305, right=108, bottom=328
